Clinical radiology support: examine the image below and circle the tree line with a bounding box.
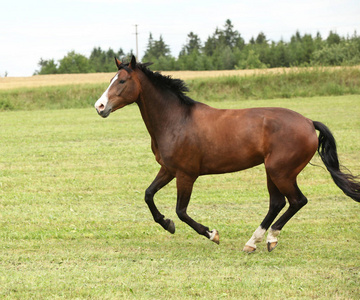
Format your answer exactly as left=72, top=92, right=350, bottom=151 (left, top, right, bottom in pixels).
left=35, top=19, right=360, bottom=74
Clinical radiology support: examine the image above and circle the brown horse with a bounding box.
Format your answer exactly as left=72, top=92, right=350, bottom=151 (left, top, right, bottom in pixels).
left=95, top=56, right=360, bottom=253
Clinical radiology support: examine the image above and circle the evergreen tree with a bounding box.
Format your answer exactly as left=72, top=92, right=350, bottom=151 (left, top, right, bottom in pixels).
left=89, top=47, right=125, bottom=72
left=269, top=40, right=290, bottom=67
left=203, top=35, right=217, bottom=56
left=144, top=33, right=155, bottom=60
left=314, top=32, right=323, bottom=50
left=327, top=31, right=341, bottom=45
left=180, top=32, right=202, bottom=56
left=255, top=32, right=267, bottom=45
left=253, top=32, right=270, bottom=66
left=203, top=19, right=244, bottom=57
left=288, top=31, right=304, bottom=65
left=301, top=34, right=315, bottom=64
left=143, top=33, right=171, bottom=62
left=223, top=19, right=244, bottom=49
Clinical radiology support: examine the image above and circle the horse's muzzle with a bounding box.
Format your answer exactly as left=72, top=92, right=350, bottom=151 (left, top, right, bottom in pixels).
left=95, top=101, right=111, bottom=118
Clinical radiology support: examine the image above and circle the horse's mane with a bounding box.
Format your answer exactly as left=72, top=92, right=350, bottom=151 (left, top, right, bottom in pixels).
left=134, top=62, right=196, bottom=106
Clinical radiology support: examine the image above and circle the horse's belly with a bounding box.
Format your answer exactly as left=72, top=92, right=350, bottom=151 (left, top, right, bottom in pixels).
left=199, top=149, right=264, bottom=175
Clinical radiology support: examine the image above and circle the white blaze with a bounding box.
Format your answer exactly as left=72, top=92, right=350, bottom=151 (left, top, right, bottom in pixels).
left=95, top=74, right=118, bottom=110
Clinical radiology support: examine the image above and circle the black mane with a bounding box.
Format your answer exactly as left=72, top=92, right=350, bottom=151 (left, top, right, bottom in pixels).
left=117, top=58, right=196, bottom=106
left=136, top=63, right=196, bottom=106
left=137, top=63, right=195, bottom=105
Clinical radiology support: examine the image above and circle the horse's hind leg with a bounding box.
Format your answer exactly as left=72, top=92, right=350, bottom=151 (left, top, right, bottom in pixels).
left=145, top=166, right=175, bottom=234
left=243, top=174, right=286, bottom=253
left=266, top=179, right=308, bottom=252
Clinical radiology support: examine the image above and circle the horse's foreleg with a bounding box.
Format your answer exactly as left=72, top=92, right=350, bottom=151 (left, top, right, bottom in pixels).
left=175, top=172, right=219, bottom=244
left=145, top=167, right=175, bottom=234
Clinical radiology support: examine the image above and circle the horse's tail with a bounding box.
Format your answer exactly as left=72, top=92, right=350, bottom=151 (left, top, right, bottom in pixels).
left=313, top=121, right=360, bottom=202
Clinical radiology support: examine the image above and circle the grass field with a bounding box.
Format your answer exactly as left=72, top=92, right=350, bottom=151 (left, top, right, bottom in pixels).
left=0, top=94, right=359, bottom=299
left=1, top=66, right=359, bottom=90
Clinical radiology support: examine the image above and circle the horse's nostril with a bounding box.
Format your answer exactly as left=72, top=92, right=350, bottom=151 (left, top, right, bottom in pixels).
left=96, top=103, right=105, bottom=113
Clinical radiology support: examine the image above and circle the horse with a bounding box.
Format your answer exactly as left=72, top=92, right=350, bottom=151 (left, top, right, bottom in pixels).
left=94, top=55, right=360, bottom=253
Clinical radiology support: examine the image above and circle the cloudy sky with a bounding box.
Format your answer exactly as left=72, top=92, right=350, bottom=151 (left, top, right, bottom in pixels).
left=1, top=0, right=359, bottom=77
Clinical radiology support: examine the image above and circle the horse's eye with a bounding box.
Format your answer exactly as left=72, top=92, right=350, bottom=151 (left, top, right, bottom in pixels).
left=119, top=80, right=126, bottom=84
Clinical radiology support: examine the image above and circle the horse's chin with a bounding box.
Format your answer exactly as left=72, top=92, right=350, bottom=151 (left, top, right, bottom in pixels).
left=111, top=103, right=127, bottom=113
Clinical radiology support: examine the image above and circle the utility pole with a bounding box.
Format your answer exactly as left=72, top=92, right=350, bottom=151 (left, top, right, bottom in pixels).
left=134, top=24, right=139, bottom=61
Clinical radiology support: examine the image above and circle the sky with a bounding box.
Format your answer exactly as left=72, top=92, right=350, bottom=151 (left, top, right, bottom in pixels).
left=1, top=0, right=359, bottom=77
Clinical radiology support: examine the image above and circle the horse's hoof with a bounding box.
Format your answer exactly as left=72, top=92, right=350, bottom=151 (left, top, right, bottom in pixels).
left=166, top=219, right=175, bottom=234
left=267, top=241, right=278, bottom=252
left=243, top=245, right=256, bottom=254
left=209, top=229, right=220, bottom=244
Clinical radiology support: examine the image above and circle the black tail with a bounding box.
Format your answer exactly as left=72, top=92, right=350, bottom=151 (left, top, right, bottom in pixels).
left=313, top=121, right=360, bottom=202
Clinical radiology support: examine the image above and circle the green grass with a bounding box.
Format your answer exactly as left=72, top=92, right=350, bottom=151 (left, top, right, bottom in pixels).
left=187, top=67, right=360, bottom=101
left=0, top=95, right=360, bottom=299
left=0, top=84, right=106, bottom=111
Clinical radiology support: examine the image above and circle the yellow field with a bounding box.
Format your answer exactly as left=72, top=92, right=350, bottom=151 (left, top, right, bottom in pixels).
left=0, top=66, right=358, bottom=90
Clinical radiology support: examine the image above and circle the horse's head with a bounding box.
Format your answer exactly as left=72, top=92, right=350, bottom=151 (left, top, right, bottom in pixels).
left=95, top=55, right=140, bottom=118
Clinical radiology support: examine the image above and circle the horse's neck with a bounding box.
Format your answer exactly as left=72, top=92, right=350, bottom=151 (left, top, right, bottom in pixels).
left=136, top=80, right=187, bottom=141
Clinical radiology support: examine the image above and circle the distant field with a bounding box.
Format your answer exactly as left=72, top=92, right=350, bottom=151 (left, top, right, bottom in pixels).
left=0, top=68, right=284, bottom=90
left=1, top=66, right=360, bottom=112
left=1, top=66, right=359, bottom=90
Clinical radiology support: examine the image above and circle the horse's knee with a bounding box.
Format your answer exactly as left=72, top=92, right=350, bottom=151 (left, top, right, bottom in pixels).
left=270, top=199, right=286, bottom=213
left=290, top=195, right=308, bottom=210
left=298, top=196, right=308, bottom=208
left=144, top=188, right=153, bottom=203
left=176, top=208, right=187, bottom=222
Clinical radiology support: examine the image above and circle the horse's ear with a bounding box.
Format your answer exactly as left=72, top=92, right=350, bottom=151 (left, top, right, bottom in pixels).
left=115, top=57, right=122, bottom=69
left=130, top=55, right=137, bottom=69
